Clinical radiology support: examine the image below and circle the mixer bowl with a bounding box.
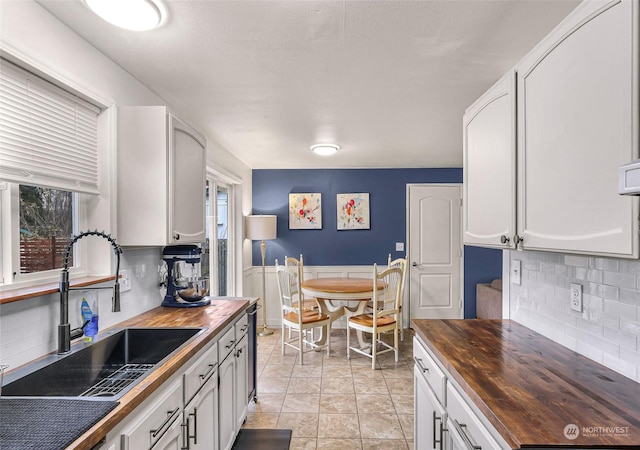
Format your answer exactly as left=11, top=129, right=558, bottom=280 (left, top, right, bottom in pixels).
left=175, top=277, right=209, bottom=302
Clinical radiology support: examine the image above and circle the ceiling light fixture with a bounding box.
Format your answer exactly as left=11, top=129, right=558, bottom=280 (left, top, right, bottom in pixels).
left=84, top=0, right=166, bottom=31
left=311, top=144, right=340, bottom=156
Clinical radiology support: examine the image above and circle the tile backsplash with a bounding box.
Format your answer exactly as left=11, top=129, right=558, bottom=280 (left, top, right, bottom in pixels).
left=508, top=250, right=640, bottom=382
left=0, top=248, right=163, bottom=370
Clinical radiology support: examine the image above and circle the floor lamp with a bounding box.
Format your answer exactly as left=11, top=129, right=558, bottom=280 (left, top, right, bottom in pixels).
left=246, top=214, right=277, bottom=336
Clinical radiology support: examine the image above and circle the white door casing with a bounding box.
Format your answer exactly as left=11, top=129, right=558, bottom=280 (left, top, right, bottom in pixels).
left=408, top=184, right=463, bottom=320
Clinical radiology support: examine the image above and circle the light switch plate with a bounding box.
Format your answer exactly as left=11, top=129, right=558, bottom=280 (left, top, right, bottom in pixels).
left=511, top=259, right=521, bottom=285
left=395, top=242, right=404, bottom=252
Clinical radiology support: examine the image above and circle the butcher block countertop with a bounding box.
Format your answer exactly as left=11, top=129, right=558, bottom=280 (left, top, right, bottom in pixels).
left=412, top=319, right=640, bottom=448
left=63, top=297, right=252, bottom=450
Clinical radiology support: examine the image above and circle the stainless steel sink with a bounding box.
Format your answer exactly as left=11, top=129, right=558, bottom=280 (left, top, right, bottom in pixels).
left=1, top=327, right=204, bottom=399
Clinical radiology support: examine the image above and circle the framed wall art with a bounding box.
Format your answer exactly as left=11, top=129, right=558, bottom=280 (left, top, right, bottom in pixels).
left=337, top=193, right=370, bottom=230
left=289, top=193, right=322, bottom=229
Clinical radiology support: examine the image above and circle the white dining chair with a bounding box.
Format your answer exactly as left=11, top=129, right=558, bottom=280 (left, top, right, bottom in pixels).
left=275, top=262, right=331, bottom=364
left=347, top=263, right=403, bottom=369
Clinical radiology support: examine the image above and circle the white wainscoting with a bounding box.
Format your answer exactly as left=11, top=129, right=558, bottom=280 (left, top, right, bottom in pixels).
left=243, top=265, right=409, bottom=331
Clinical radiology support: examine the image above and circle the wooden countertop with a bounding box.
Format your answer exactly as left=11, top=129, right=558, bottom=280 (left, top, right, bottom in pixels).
left=412, top=319, right=640, bottom=448
left=65, top=298, right=252, bottom=450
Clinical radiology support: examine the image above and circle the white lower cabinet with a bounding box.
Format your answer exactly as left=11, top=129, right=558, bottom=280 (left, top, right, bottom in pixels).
left=120, top=378, right=183, bottom=450
left=413, top=337, right=509, bottom=450
left=218, top=316, right=249, bottom=450
left=102, top=313, right=249, bottom=450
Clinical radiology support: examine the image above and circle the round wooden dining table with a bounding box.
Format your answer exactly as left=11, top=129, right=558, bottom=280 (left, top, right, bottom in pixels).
left=301, top=277, right=385, bottom=348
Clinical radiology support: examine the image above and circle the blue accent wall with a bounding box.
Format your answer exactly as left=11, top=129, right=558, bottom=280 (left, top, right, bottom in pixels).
left=251, top=168, right=502, bottom=318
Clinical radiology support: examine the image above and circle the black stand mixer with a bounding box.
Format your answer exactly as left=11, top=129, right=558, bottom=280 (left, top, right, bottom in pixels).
left=161, top=245, right=211, bottom=308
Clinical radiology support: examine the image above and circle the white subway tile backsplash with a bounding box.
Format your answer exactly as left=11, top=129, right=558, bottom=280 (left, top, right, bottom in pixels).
left=510, top=250, right=640, bottom=383
left=603, top=271, right=637, bottom=289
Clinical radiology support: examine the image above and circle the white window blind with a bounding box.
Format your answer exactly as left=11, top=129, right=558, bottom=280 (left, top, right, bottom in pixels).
left=0, top=59, right=101, bottom=194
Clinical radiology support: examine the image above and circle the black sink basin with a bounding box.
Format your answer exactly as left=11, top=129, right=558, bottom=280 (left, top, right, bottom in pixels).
left=2, top=327, right=204, bottom=399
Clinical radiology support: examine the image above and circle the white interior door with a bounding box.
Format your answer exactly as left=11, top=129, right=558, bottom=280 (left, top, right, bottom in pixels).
left=408, top=184, right=462, bottom=320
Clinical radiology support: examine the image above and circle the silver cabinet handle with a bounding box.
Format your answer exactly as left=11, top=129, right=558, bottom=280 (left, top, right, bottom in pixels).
left=433, top=411, right=444, bottom=450
left=500, top=235, right=510, bottom=244
left=225, top=339, right=235, bottom=350
left=453, top=419, right=481, bottom=450
left=174, top=233, right=180, bottom=241
left=150, top=407, right=180, bottom=439
left=414, top=356, right=429, bottom=374
left=513, top=234, right=523, bottom=246
left=189, top=407, right=198, bottom=445
left=199, top=363, right=216, bottom=382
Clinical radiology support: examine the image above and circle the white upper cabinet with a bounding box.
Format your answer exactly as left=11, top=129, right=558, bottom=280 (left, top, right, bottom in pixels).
left=516, top=0, right=638, bottom=257
left=117, top=106, right=206, bottom=246
left=463, top=71, right=516, bottom=249
left=464, top=0, right=639, bottom=258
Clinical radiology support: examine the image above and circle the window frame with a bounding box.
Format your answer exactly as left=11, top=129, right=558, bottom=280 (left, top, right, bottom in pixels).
left=0, top=50, right=115, bottom=292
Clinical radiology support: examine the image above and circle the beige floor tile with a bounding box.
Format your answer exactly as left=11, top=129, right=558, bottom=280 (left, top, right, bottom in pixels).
left=291, top=363, right=323, bottom=377
left=356, top=394, right=395, bottom=414
left=319, top=393, right=358, bottom=414
left=359, top=414, right=405, bottom=440
left=386, top=378, right=413, bottom=395
left=351, top=365, right=385, bottom=379
left=268, top=352, right=299, bottom=365
left=290, top=438, right=318, bottom=450
left=257, top=376, right=290, bottom=393
left=381, top=365, right=413, bottom=379
left=406, top=440, right=414, bottom=450
left=397, top=414, right=413, bottom=441
left=317, top=414, right=361, bottom=438
left=317, top=438, right=363, bottom=449
left=283, top=393, right=320, bottom=413
left=353, top=377, right=389, bottom=395
left=261, top=363, right=295, bottom=378
left=248, top=393, right=285, bottom=413
left=322, top=364, right=353, bottom=378
left=361, top=439, right=409, bottom=450
left=321, top=376, right=355, bottom=394
left=390, top=394, right=414, bottom=415
left=287, top=377, right=322, bottom=394
left=277, top=412, right=320, bottom=438
left=242, top=412, right=280, bottom=429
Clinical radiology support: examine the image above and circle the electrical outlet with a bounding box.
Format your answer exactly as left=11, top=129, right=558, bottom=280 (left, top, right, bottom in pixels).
left=120, top=269, right=132, bottom=292
left=570, top=283, right=582, bottom=312
left=511, top=259, right=521, bottom=285
left=395, top=242, right=404, bottom=252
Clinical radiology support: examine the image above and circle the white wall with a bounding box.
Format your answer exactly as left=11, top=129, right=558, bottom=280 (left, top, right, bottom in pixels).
left=507, top=249, right=640, bottom=382
left=0, top=1, right=252, bottom=369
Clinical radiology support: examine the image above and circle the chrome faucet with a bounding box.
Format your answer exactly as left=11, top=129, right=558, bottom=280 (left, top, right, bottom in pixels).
left=58, top=230, right=122, bottom=354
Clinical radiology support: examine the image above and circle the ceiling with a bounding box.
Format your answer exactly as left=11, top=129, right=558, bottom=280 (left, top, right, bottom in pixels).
left=37, top=0, right=580, bottom=170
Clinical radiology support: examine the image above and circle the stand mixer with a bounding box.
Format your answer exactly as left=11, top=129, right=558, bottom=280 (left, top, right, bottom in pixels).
left=161, top=245, right=211, bottom=308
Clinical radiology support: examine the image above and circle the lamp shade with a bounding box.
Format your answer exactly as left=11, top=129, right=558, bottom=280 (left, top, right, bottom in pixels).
left=246, top=215, right=277, bottom=240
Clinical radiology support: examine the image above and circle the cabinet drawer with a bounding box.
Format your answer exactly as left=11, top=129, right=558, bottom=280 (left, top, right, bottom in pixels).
left=446, top=382, right=505, bottom=450
left=120, top=378, right=182, bottom=450
left=184, top=341, right=218, bottom=406
left=218, top=326, right=236, bottom=361
left=235, top=312, right=249, bottom=337
left=413, top=337, right=446, bottom=404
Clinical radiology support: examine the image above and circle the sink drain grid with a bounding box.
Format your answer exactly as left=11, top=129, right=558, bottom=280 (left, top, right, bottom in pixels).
left=80, top=363, right=155, bottom=398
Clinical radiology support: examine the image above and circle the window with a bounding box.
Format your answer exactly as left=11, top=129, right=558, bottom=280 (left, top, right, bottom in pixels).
left=0, top=58, right=102, bottom=287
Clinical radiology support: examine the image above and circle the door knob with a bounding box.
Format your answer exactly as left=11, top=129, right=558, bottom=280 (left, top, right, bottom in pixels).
left=412, top=262, right=418, bottom=267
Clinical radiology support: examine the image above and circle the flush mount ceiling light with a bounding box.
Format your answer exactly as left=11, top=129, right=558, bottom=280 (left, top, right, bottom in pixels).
left=311, top=144, right=340, bottom=156
left=84, top=0, right=166, bottom=31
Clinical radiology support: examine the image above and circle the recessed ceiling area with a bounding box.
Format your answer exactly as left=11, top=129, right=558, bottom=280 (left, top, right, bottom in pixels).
left=36, top=0, right=580, bottom=169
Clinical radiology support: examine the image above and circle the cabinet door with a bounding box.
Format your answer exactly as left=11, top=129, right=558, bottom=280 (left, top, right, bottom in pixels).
left=218, top=353, right=236, bottom=450
left=153, top=416, right=183, bottom=450
left=169, top=115, right=206, bottom=244
left=120, top=378, right=182, bottom=450
left=414, top=366, right=446, bottom=450
left=185, top=374, right=218, bottom=450
left=234, top=334, right=248, bottom=432
left=517, top=0, right=638, bottom=257
left=463, top=71, right=516, bottom=248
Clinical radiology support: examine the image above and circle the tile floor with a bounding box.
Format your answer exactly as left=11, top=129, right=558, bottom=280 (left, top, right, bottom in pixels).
left=244, top=327, right=415, bottom=450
